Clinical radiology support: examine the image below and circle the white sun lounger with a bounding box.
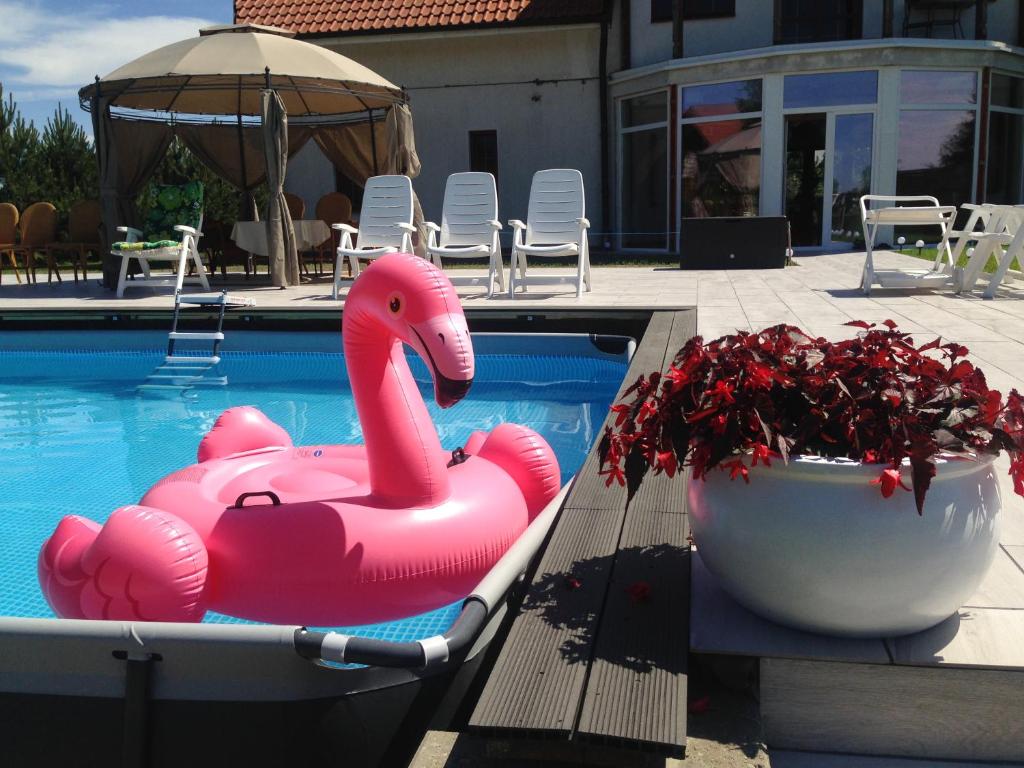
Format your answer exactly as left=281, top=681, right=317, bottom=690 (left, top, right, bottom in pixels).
left=956, top=205, right=1024, bottom=299
left=859, top=195, right=958, bottom=295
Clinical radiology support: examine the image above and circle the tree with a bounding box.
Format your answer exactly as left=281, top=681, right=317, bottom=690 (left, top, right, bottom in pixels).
left=40, top=104, right=97, bottom=216
left=0, top=86, right=46, bottom=210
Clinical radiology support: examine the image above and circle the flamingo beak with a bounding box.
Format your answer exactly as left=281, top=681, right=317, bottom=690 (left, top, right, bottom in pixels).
left=409, top=314, right=474, bottom=409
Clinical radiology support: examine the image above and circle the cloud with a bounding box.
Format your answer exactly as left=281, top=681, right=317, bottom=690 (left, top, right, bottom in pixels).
left=0, top=3, right=216, bottom=99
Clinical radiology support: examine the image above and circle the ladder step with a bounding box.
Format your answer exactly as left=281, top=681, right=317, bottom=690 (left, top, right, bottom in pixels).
left=168, top=331, right=224, bottom=341
left=177, top=293, right=255, bottom=307
left=166, top=355, right=220, bottom=365
left=145, top=374, right=202, bottom=381
left=138, top=384, right=193, bottom=391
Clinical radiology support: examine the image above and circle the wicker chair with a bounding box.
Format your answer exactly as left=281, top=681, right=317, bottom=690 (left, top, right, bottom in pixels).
left=12, top=202, right=59, bottom=283
left=0, top=203, right=20, bottom=285
left=48, top=199, right=102, bottom=282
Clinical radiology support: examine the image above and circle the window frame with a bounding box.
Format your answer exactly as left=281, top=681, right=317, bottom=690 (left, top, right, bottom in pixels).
left=985, top=71, right=1024, bottom=204
left=651, top=0, right=736, bottom=24
left=773, top=0, right=864, bottom=45
left=617, top=89, right=671, bottom=252
left=895, top=68, right=982, bottom=205
left=678, top=77, right=766, bottom=228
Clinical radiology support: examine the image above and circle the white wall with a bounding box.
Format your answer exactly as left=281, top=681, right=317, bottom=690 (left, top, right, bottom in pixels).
left=293, top=25, right=605, bottom=239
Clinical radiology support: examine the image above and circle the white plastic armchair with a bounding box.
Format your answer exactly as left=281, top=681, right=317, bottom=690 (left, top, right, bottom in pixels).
left=509, top=169, right=591, bottom=298
left=113, top=218, right=208, bottom=299
left=332, top=175, right=414, bottom=299
left=425, top=172, right=504, bottom=298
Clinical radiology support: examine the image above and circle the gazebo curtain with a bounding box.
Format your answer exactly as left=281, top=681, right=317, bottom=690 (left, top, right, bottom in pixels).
left=93, top=95, right=174, bottom=287
left=313, top=104, right=427, bottom=256
left=93, top=101, right=420, bottom=288
left=262, top=89, right=299, bottom=288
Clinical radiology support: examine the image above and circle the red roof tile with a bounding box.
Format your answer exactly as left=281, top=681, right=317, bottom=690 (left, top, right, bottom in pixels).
left=235, top=0, right=606, bottom=36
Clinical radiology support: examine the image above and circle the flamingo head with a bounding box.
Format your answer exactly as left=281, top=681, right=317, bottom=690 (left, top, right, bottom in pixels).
left=345, top=252, right=474, bottom=408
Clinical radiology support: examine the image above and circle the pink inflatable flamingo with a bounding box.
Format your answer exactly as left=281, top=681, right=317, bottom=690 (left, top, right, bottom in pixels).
left=39, top=253, right=560, bottom=625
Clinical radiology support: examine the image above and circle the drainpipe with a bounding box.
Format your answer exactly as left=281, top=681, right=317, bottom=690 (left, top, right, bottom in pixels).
left=975, top=0, right=988, bottom=39
left=882, top=0, right=894, bottom=37
left=599, top=1, right=612, bottom=248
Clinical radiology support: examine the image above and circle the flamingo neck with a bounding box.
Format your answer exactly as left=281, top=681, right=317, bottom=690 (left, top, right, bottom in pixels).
left=344, top=315, right=451, bottom=507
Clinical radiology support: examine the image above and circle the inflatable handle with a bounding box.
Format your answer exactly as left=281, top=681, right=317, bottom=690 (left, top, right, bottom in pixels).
left=230, top=491, right=282, bottom=509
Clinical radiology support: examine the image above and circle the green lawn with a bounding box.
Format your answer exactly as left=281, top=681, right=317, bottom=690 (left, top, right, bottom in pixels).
left=901, top=245, right=1020, bottom=274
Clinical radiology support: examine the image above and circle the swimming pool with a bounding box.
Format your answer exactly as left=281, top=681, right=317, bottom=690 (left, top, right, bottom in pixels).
left=0, top=331, right=626, bottom=640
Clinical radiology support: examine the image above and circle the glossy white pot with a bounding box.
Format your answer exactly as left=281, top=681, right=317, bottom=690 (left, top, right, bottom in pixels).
left=688, top=455, right=1001, bottom=637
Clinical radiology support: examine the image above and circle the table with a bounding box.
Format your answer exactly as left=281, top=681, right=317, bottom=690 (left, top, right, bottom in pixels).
left=230, top=219, right=331, bottom=257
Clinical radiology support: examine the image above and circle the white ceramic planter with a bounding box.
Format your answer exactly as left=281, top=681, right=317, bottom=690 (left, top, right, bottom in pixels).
left=688, top=454, right=1001, bottom=637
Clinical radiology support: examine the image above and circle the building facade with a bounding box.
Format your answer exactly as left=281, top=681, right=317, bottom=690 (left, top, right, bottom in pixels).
left=236, top=0, right=1024, bottom=253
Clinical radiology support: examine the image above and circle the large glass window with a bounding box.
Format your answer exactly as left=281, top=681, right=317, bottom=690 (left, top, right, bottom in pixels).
left=897, top=70, right=979, bottom=214
left=682, top=119, right=761, bottom=218
left=620, top=92, right=668, bottom=249
left=681, top=79, right=762, bottom=218
left=900, top=70, right=977, bottom=105
left=775, top=0, right=862, bottom=44
left=682, top=80, right=762, bottom=117
left=783, top=71, right=877, bottom=109
left=988, top=74, right=1024, bottom=204
left=896, top=110, right=976, bottom=205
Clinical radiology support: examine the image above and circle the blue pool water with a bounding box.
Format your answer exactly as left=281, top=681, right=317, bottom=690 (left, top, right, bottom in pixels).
left=0, top=333, right=625, bottom=643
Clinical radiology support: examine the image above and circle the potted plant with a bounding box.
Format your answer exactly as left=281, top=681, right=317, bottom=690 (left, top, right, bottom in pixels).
left=600, top=321, right=1024, bottom=637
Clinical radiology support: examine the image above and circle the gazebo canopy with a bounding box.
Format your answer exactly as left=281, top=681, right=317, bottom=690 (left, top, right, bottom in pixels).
left=80, top=25, right=421, bottom=291
left=79, top=24, right=404, bottom=118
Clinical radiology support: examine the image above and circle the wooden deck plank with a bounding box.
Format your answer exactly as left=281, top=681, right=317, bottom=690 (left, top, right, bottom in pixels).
left=573, top=311, right=695, bottom=754
left=575, top=509, right=689, bottom=754
left=689, top=550, right=890, bottom=663
left=469, top=507, right=627, bottom=735
left=470, top=311, right=686, bottom=742
left=561, top=312, right=681, bottom=513
left=762, top=658, right=1024, bottom=763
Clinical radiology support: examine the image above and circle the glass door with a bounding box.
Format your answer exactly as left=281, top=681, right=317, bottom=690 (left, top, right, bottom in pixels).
left=829, top=112, right=873, bottom=247
left=784, top=111, right=873, bottom=248
left=785, top=113, right=826, bottom=247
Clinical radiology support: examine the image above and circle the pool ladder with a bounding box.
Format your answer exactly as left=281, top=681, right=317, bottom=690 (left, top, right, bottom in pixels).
left=138, top=291, right=255, bottom=393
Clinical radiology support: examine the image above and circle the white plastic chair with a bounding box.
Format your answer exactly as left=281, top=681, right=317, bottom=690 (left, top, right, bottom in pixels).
left=859, top=195, right=958, bottom=294
left=114, top=216, right=208, bottom=299
left=956, top=206, right=1024, bottom=298
left=425, top=172, right=503, bottom=298
left=509, top=169, right=591, bottom=298
left=332, top=175, right=414, bottom=299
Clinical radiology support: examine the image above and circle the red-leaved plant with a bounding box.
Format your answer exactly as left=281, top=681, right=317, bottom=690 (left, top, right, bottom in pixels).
left=599, top=321, right=1024, bottom=514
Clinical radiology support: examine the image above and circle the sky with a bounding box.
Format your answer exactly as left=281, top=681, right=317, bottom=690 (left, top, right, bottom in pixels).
left=0, top=0, right=233, bottom=131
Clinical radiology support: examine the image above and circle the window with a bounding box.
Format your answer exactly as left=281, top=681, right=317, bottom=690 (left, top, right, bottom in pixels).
left=619, top=93, right=668, bottom=249
left=775, top=0, right=862, bottom=44
left=900, top=70, right=977, bottom=105
left=987, top=74, right=1024, bottom=204
left=652, top=0, right=736, bottom=23
left=681, top=80, right=763, bottom=218
left=783, top=71, right=877, bottom=109
left=897, top=71, right=978, bottom=215
left=468, top=130, right=498, bottom=185
left=682, top=79, right=762, bottom=118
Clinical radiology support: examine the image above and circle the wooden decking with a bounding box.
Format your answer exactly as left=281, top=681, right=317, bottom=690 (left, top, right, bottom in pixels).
left=468, top=310, right=695, bottom=759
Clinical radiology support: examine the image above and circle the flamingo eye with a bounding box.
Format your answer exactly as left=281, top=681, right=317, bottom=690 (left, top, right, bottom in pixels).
left=389, top=297, right=401, bottom=313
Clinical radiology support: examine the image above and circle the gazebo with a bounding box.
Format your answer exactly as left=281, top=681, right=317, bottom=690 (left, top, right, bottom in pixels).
left=79, top=24, right=422, bottom=290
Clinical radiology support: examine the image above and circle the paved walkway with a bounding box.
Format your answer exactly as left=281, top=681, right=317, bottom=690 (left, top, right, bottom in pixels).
left=4, top=249, right=1023, bottom=389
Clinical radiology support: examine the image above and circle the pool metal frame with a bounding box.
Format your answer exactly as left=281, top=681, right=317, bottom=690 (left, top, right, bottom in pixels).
left=0, top=320, right=639, bottom=765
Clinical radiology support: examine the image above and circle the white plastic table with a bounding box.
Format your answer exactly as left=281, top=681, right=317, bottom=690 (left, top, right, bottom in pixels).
left=230, top=219, right=331, bottom=257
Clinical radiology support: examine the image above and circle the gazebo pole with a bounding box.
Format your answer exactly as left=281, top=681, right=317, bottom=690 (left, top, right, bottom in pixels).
left=367, top=108, right=379, bottom=175
left=236, top=77, right=250, bottom=220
